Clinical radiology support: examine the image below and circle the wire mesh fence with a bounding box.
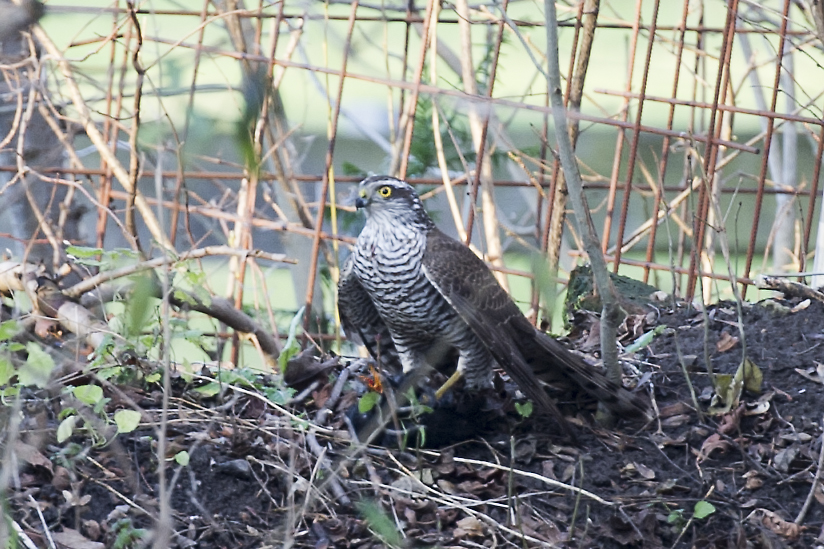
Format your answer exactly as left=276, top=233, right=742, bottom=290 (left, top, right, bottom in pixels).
left=2, top=0, right=823, bottom=348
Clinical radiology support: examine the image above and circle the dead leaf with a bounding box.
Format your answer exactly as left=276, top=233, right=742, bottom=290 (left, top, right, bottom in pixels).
left=311, top=384, right=332, bottom=409
left=284, top=349, right=338, bottom=388
left=436, top=479, right=457, bottom=495
left=51, top=528, right=105, bottom=549
left=634, top=462, right=655, bottom=480
left=795, top=363, right=824, bottom=385
left=698, top=434, right=732, bottom=462
left=758, top=510, right=800, bottom=539
left=743, top=471, right=763, bottom=491
left=815, top=484, right=824, bottom=505
left=745, top=391, right=773, bottom=416
left=790, top=299, right=811, bottom=312
left=709, top=373, right=740, bottom=415
left=661, top=414, right=690, bottom=427
left=709, top=358, right=762, bottom=415
left=658, top=402, right=693, bottom=418
left=717, top=405, right=744, bottom=435
left=773, top=446, right=799, bottom=473
left=716, top=331, right=739, bottom=353
left=541, top=461, right=556, bottom=480
left=15, top=441, right=53, bottom=474
left=403, top=507, right=416, bottom=527
left=453, top=516, right=485, bottom=538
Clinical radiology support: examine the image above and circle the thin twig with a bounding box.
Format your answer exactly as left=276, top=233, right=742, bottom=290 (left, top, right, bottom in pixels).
left=794, top=415, right=824, bottom=525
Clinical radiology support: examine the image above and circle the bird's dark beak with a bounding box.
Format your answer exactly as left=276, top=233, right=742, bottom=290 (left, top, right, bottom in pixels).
left=355, top=196, right=368, bottom=209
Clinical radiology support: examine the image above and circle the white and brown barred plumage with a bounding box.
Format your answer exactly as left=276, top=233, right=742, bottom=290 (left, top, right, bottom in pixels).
left=338, top=175, right=647, bottom=422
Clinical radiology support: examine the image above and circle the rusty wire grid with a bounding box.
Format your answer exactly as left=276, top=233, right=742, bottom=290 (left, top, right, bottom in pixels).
left=2, top=0, right=824, bottom=351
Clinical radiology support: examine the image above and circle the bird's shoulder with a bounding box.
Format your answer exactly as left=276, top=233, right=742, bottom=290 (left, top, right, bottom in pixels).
left=423, top=228, right=497, bottom=285
left=423, top=228, right=524, bottom=319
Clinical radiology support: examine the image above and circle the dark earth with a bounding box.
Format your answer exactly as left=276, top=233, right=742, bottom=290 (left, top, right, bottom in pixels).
left=6, top=295, right=824, bottom=548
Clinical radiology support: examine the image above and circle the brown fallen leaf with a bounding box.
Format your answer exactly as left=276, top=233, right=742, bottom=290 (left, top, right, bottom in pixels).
left=634, top=462, right=656, bottom=480
left=698, top=433, right=732, bottom=462
left=717, top=405, right=745, bottom=435
left=453, top=516, right=485, bottom=538
left=742, top=470, right=763, bottom=491
left=716, top=331, right=739, bottom=353
left=758, top=510, right=800, bottom=539
left=15, top=441, right=53, bottom=474
left=658, top=401, right=694, bottom=419
left=50, top=528, right=105, bottom=549
left=794, top=363, right=824, bottom=385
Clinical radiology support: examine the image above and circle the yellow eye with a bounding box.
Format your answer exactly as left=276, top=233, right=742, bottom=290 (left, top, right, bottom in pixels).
left=377, top=186, right=392, bottom=198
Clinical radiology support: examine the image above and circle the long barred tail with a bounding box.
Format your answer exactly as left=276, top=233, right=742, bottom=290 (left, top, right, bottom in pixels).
left=528, top=330, right=650, bottom=418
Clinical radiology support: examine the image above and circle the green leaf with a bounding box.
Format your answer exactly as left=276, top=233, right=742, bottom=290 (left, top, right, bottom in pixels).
left=174, top=451, right=190, bottom=466
left=356, top=500, right=403, bottom=546
left=278, top=306, right=305, bottom=372
left=145, top=372, right=161, bottom=383
left=358, top=391, right=380, bottom=413
left=126, top=275, right=155, bottom=338
left=65, top=245, right=104, bottom=258
left=667, top=509, right=684, bottom=524
left=114, top=410, right=142, bottom=434
left=0, top=319, right=20, bottom=342
left=6, top=342, right=24, bottom=352
left=73, top=385, right=104, bottom=406
left=0, top=355, right=13, bottom=385
left=262, top=385, right=296, bottom=405
left=342, top=162, right=367, bottom=177
left=514, top=400, right=533, bottom=418
left=57, top=415, right=77, bottom=443
left=693, top=500, right=716, bottom=520
left=742, top=358, right=763, bottom=394
left=624, top=325, right=667, bottom=354
left=0, top=385, right=20, bottom=403
left=193, top=382, right=221, bottom=397
left=18, top=343, right=55, bottom=388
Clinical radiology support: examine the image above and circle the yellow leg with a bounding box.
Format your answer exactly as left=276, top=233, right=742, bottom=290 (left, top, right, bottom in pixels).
left=434, top=369, right=464, bottom=400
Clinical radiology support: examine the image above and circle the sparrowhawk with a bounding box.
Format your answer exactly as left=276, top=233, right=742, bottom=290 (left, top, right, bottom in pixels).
left=338, top=175, right=646, bottom=422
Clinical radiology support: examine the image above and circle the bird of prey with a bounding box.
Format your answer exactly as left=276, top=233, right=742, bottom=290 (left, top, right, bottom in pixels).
left=338, top=175, right=647, bottom=423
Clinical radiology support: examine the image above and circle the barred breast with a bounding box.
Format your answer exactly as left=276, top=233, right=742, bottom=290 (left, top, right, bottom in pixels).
left=352, top=221, right=496, bottom=387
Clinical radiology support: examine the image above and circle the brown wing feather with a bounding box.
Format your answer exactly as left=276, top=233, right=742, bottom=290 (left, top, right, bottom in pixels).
left=422, top=228, right=647, bottom=417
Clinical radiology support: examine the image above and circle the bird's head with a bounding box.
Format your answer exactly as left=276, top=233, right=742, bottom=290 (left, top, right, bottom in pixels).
left=355, top=176, right=434, bottom=230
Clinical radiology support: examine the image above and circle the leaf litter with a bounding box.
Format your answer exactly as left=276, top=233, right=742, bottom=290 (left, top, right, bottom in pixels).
left=3, top=297, right=824, bottom=547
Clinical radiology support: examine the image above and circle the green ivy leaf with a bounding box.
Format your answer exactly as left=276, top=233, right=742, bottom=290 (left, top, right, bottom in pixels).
left=65, top=245, right=104, bottom=258
left=693, top=500, right=716, bottom=520
left=114, top=410, right=142, bottom=434
left=0, top=319, right=19, bottom=341
left=0, top=386, right=20, bottom=403
left=624, top=325, right=667, bottom=354
left=0, top=355, right=13, bottom=385
left=126, top=275, right=155, bottom=338
left=356, top=500, right=403, bottom=546
left=278, top=306, right=305, bottom=372
left=57, top=416, right=78, bottom=443
left=667, top=509, right=684, bottom=524
left=18, top=343, right=55, bottom=388
left=174, top=451, right=190, bottom=466
left=73, top=385, right=104, bottom=406
left=515, top=401, right=534, bottom=418
left=193, top=382, right=221, bottom=397
left=358, top=391, right=380, bottom=413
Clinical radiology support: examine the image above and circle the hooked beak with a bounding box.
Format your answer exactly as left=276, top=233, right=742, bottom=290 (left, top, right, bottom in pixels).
left=355, top=193, right=368, bottom=209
